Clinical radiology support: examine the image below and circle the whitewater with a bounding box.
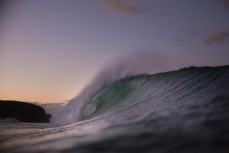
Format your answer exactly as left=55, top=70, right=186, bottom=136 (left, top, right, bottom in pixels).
left=0, top=65, right=229, bottom=153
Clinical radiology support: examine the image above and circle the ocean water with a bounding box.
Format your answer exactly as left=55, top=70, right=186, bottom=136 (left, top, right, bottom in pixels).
left=0, top=66, right=229, bottom=153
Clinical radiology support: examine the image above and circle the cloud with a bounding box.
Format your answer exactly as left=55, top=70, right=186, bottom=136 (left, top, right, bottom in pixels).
left=101, top=0, right=149, bottom=15
left=157, top=6, right=168, bottom=16
left=214, top=0, right=229, bottom=9
left=101, top=0, right=169, bottom=16
left=188, top=29, right=199, bottom=37
left=174, top=28, right=199, bottom=43
left=175, top=36, right=183, bottom=43
left=203, top=29, right=229, bottom=45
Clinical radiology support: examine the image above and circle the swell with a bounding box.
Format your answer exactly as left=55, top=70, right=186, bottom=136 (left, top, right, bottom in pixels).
left=51, top=65, right=229, bottom=126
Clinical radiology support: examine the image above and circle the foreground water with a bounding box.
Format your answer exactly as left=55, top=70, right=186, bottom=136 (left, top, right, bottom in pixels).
left=0, top=66, right=229, bottom=153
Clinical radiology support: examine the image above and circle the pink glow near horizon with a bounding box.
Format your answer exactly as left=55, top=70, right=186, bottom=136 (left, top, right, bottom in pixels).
left=0, top=0, right=228, bottom=103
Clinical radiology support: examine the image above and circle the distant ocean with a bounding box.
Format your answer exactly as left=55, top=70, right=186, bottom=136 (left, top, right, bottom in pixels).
left=1, top=66, right=229, bottom=153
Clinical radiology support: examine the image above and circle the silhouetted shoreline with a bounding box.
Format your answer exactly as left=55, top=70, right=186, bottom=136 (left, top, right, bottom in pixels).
left=0, top=100, right=51, bottom=123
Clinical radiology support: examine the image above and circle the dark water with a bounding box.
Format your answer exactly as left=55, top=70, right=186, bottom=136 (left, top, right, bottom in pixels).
left=0, top=66, right=229, bottom=153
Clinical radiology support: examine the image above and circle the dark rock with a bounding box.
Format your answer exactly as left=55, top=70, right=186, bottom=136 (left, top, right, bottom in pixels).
left=0, top=100, right=51, bottom=123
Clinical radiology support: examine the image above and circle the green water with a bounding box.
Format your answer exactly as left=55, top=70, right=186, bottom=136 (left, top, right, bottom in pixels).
left=81, top=80, right=132, bottom=119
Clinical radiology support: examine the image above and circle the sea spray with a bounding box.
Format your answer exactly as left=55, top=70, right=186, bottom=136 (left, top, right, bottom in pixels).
left=50, top=52, right=189, bottom=126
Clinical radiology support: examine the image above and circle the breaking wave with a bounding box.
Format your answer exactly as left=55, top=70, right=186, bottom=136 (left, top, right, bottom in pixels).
left=51, top=60, right=229, bottom=127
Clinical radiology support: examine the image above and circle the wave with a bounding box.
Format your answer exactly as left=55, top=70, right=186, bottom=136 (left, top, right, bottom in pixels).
left=50, top=52, right=177, bottom=126
left=1, top=65, right=229, bottom=153
left=51, top=65, right=229, bottom=126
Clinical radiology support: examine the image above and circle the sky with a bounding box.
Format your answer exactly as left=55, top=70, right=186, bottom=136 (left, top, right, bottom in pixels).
left=0, top=0, right=229, bottom=103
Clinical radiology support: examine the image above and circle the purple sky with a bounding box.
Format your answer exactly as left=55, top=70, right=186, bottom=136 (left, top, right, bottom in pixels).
left=0, top=0, right=229, bottom=103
